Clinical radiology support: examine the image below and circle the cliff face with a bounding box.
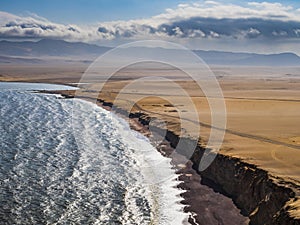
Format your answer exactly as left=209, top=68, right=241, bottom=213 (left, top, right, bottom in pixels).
left=134, top=113, right=300, bottom=225
left=196, top=154, right=298, bottom=225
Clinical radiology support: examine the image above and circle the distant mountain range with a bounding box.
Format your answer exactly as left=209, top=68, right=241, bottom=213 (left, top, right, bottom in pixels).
left=193, top=50, right=300, bottom=66
left=0, top=39, right=110, bottom=57
left=0, top=39, right=299, bottom=66
left=0, top=55, right=43, bottom=64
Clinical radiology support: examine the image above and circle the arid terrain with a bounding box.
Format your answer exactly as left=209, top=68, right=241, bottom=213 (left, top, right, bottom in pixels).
left=1, top=63, right=300, bottom=222
left=1, top=64, right=299, bottom=182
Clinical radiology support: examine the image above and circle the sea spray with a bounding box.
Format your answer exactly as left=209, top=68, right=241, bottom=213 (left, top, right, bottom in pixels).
left=0, top=82, right=187, bottom=225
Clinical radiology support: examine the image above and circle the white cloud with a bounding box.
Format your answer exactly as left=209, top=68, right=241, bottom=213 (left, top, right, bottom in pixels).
left=187, top=29, right=206, bottom=38
left=294, top=29, right=300, bottom=36
left=0, top=1, right=300, bottom=42
left=209, top=31, right=220, bottom=38
left=0, top=11, right=20, bottom=23
left=154, top=1, right=300, bottom=22
left=248, top=1, right=293, bottom=10
left=248, top=28, right=260, bottom=35
left=272, top=30, right=288, bottom=36
left=172, top=27, right=184, bottom=37
left=204, top=1, right=219, bottom=5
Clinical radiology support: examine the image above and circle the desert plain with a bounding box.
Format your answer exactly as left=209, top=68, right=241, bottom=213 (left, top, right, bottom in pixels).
left=0, top=63, right=299, bottom=185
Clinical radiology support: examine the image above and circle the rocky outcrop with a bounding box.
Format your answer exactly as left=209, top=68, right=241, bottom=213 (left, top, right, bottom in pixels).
left=129, top=111, right=300, bottom=225
left=196, top=154, right=298, bottom=225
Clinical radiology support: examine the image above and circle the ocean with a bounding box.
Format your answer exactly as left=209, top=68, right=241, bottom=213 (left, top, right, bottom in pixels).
left=0, top=83, right=187, bottom=225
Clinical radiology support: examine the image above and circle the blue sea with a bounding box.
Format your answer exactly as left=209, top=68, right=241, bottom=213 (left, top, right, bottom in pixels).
left=0, top=82, right=187, bottom=225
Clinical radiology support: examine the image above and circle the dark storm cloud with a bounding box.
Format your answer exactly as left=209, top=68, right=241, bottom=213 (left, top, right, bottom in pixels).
left=156, top=17, right=300, bottom=39
left=98, top=26, right=109, bottom=33
left=5, top=21, right=56, bottom=30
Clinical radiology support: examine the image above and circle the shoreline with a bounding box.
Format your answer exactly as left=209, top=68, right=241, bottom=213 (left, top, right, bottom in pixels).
left=12, top=85, right=300, bottom=224
left=47, top=89, right=250, bottom=224
left=66, top=91, right=300, bottom=225
left=97, top=100, right=249, bottom=224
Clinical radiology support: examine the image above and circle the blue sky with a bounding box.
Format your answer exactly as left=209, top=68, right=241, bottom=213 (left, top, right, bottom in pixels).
left=1, top=0, right=300, bottom=23
left=0, top=0, right=300, bottom=54
left=1, top=0, right=187, bottom=23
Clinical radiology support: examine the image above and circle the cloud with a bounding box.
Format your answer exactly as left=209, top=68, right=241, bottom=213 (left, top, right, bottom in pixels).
left=155, top=17, right=300, bottom=40
left=0, top=1, right=300, bottom=43
left=0, top=11, right=100, bottom=41
left=294, top=29, right=300, bottom=36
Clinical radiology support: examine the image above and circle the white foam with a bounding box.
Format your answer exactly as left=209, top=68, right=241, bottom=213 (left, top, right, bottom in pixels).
left=0, top=90, right=188, bottom=225
left=106, top=110, right=189, bottom=224
left=73, top=99, right=189, bottom=224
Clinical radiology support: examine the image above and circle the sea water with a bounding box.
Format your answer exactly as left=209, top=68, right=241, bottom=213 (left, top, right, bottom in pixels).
left=0, top=83, right=187, bottom=225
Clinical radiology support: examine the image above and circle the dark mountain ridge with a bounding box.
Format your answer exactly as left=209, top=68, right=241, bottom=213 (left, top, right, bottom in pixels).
left=0, top=39, right=299, bottom=66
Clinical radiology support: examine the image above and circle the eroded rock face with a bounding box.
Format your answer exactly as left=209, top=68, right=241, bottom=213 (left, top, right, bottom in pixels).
left=148, top=123, right=299, bottom=224
left=132, top=110, right=300, bottom=225
left=196, top=153, right=297, bottom=225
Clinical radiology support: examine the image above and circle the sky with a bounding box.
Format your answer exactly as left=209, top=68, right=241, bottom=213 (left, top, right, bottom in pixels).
left=1, top=0, right=300, bottom=24
left=0, top=0, right=300, bottom=54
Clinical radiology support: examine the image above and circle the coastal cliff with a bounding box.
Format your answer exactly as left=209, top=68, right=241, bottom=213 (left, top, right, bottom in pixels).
left=196, top=153, right=299, bottom=225
left=132, top=112, right=300, bottom=225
